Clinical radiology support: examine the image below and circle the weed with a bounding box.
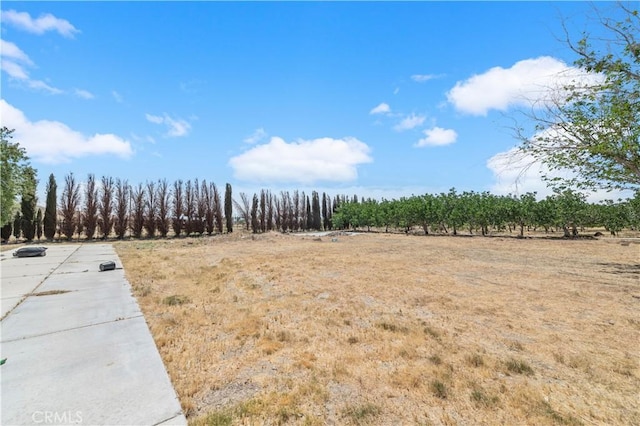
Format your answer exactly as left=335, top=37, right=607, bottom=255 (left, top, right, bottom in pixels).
left=505, top=358, right=534, bottom=375
left=342, top=402, right=380, bottom=425
left=470, top=387, right=499, bottom=407
left=377, top=322, right=408, bottom=333
left=431, top=380, right=448, bottom=399
left=196, top=411, right=232, bottom=426
left=539, top=401, right=582, bottom=425
left=466, top=353, right=484, bottom=367
left=162, top=294, right=190, bottom=305
left=508, top=341, right=524, bottom=351
left=423, top=326, right=440, bottom=340
left=429, top=354, right=442, bottom=365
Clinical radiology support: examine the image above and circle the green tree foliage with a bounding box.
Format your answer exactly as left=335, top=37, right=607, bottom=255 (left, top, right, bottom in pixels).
left=1, top=127, right=34, bottom=226
left=44, top=174, right=58, bottom=240
left=224, top=183, right=233, bottom=233
left=36, top=208, right=43, bottom=240
left=250, top=193, right=259, bottom=233
left=332, top=189, right=634, bottom=237
left=1, top=222, right=12, bottom=242
left=20, top=167, right=37, bottom=241
left=519, top=3, right=639, bottom=191
left=60, top=173, right=80, bottom=241
left=13, top=211, right=21, bottom=240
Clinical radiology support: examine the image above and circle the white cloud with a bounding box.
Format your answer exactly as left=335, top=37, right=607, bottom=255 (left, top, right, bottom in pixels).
left=486, top=147, right=631, bottom=203
left=0, top=39, right=63, bottom=94
left=27, top=79, right=63, bottom=94
left=1, top=9, right=79, bottom=38
left=74, top=88, right=94, bottom=99
left=0, top=100, right=133, bottom=164
left=244, top=127, right=267, bottom=144
left=370, top=102, right=391, bottom=115
left=411, top=74, right=439, bottom=83
left=229, top=136, right=373, bottom=184
left=111, top=90, right=124, bottom=103
left=415, top=127, right=457, bottom=147
left=394, top=113, right=426, bottom=131
left=0, top=40, right=33, bottom=65
left=393, top=87, right=400, bottom=95
left=1, top=58, right=29, bottom=79
left=145, top=113, right=191, bottom=137
left=447, top=56, right=602, bottom=116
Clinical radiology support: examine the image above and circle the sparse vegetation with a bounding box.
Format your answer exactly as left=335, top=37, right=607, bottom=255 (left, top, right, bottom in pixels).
left=505, top=358, right=535, bottom=375
left=117, top=232, right=640, bottom=424
left=162, top=295, right=190, bottom=306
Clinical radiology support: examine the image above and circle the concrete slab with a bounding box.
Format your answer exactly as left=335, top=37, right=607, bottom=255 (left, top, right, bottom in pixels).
left=1, top=296, right=24, bottom=319
left=1, top=318, right=183, bottom=425
left=1, top=244, right=185, bottom=425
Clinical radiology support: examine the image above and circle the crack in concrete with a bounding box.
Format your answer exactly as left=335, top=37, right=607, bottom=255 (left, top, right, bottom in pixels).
left=0, top=314, right=144, bottom=343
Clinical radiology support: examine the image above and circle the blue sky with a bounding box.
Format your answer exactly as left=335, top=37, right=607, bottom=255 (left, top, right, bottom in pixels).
left=0, top=2, right=631, bottom=202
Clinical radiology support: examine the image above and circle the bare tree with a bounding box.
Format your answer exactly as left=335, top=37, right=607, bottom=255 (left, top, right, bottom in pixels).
left=157, top=179, right=171, bottom=238
left=266, top=190, right=274, bottom=232
left=131, top=184, right=145, bottom=239
left=83, top=174, right=98, bottom=240
left=99, top=176, right=114, bottom=239
left=259, top=190, right=267, bottom=232
left=202, top=180, right=215, bottom=236
left=233, top=192, right=251, bottom=230
left=114, top=179, right=129, bottom=239
left=274, top=196, right=282, bottom=231
left=194, top=179, right=206, bottom=236
left=60, top=173, right=80, bottom=241
left=144, top=181, right=157, bottom=237
left=172, top=180, right=184, bottom=237
left=211, top=182, right=224, bottom=234
left=184, top=180, right=195, bottom=236
left=292, top=190, right=300, bottom=231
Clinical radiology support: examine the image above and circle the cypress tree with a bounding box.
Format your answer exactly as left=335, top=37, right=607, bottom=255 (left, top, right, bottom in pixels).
left=36, top=208, right=43, bottom=240
left=224, top=183, right=233, bottom=233
left=1, top=222, right=11, bottom=242
left=44, top=174, right=57, bottom=240
left=13, top=211, right=21, bottom=240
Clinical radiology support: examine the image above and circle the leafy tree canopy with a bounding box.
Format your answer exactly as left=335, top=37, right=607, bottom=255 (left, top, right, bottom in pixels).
left=518, top=3, right=639, bottom=192
left=1, top=127, right=35, bottom=226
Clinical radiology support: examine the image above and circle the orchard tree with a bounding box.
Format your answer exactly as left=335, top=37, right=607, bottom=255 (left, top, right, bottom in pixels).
left=517, top=3, right=639, bottom=191
left=131, top=184, right=145, bottom=239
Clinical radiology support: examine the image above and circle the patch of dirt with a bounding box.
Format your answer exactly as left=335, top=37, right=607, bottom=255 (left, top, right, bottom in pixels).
left=116, top=231, right=640, bottom=425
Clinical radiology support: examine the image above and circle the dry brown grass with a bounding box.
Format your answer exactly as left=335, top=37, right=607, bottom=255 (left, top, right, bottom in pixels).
left=115, top=231, right=640, bottom=425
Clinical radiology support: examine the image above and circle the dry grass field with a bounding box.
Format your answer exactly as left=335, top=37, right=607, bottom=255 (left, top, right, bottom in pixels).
left=115, top=232, right=640, bottom=426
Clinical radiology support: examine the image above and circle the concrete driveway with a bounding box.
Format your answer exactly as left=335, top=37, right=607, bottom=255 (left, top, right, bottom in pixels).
left=1, top=244, right=186, bottom=425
